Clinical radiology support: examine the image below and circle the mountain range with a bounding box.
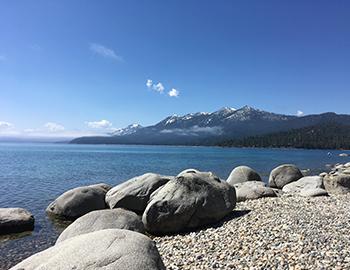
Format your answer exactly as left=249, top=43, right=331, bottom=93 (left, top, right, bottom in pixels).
left=70, top=106, right=350, bottom=146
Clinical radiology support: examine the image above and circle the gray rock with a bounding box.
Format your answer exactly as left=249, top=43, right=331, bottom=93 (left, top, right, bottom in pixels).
left=105, top=173, right=172, bottom=213
left=0, top=208, right=35, bottom=235
left=324, top=174, right=350, bottom=194
left=10, top=229, right=165, bottom=270
left=234, top=181, right=276, bottom=202
left=319, top=172, right=327, bottom=177
left=142, top=170, right=236, bottom=234
left=227, top=166, right=262, bottom=185
left=46, top=183, right=111, bottom=220
left=269, top=164, right=303, bottom=189
left=56, top=208, right=145, bottom=243
left=300, top=188, right=329, bottom=197
left=282, top=176, right=324, bottom=193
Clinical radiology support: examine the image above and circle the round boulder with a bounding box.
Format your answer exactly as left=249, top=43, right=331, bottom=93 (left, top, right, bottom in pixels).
left=227, top=165, right=262, bottom=185
left=234, top=181, right=276, bottom=202
left=0, top=208, right=35, bottom=235
left=105, top=173, right=172, bottom=213
left=10, top=229, right=165, bottom=270
left=323, top=174, right=350, bottom=194
left=142, top=170, right=236, bottom=235
left=269, top=164, right=303, bottom=189
left=56, top=208, right=145, bottom=244
left=46, top=183, right=111, bottom=220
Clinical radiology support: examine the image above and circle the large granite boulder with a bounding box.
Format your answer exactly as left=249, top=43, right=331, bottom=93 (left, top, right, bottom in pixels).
left=227, top=166, right=262, bottom=185
left=269, top=164, right=303, bottom=189
left=105, top=173, right=172, bottom=213
left=282, top=176, right=327, bottom=197
left=142, top=170, right=236, bottom=235
left=10, top=229, right=165, bottom=270
left=56, top=208, right=145, bottom=244
left=234, top=181, right=276, bottom=202
left=46, top=183, right=111, bottom=220
left=324, top=174, right=350, bottom=194
left=0, top=208, right=35, bottom=235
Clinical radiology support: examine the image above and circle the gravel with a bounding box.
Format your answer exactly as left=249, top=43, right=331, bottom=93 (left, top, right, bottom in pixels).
left=154, top=194, right=350, bottom=269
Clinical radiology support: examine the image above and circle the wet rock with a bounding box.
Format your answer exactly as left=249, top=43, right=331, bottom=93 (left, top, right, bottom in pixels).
left=0, top=208, right=34, bottom=235
left=46, top=183, right=111, bottom=220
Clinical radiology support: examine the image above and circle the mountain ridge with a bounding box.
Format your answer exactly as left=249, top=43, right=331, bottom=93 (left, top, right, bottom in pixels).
left=70, top=106, right=350, bottom=146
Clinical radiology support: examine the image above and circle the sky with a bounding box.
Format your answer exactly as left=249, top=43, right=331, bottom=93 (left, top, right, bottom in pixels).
left=0, top=0, right=350, bottom=138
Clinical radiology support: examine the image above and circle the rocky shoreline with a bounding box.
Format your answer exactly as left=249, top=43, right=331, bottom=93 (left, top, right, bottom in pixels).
left=1, top=162, right=350, bottom=269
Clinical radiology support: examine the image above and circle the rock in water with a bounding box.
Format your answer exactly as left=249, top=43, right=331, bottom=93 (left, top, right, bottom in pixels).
left=46, top=183, right=111, bottom=220
left=56, top=208, right=145, bottom=243
left=234, top=181, right=276, bottom=202
left=142, top=170, right=236, bottom=235
left=269, top=164, right=303, bottom=189
left=105, top=173, right=172, bottom=213
left=227, top=165, right=262, bottom=185
left=324, top=174, right=350, bottom=194
left=0, top=208, right=35, bottom=235
left=10, top=229, right=165, bottom=270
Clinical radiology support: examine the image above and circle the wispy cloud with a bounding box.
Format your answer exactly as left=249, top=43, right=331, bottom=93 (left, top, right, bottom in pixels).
left=86, top=119, right=112, bottom=129
left=29, top=44, right=41, bottom=51
left=168, top=88, right=179, bottom=97
left=160, top=126, right=223, bottom=136
left=44, top=122, right=65, bottom=132
left=0, top=121, right=14, bottom=131
left=0, top=55, right=6, bottom=61
left=296, top=110, right=304, bottom=117
left=89, top=43, right=123, bottom=61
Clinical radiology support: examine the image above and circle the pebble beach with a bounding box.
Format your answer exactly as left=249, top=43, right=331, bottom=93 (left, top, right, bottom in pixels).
left=155, top=194, right=350, bottom=269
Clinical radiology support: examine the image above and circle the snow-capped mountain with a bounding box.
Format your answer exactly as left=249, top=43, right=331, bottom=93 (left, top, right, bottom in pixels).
left=71, top=106, right=350, bottom=145
left=109, top=124, right=143, bottom=136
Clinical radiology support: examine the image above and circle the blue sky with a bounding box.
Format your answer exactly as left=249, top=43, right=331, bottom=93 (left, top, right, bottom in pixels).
left=0, top=1, right=349, bottom=138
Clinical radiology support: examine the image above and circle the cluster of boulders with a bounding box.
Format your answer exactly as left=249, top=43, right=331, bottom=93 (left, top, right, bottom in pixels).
left=7, top=162, right=350, bottom=269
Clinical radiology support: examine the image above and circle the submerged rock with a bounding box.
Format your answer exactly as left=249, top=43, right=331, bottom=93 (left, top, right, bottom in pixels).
left=269, top=164, right=303, bottom=189
left=227, top=165, right=262, bottom=185
left=11, top=229, right=165, bottom=270
left=142, top=170, right=236, bottom=235
left=56, top=208, right=145, bottom=243
left=105, top=173, right=172, bottom=213
left=324, top=174, right=350, bottom=194
left=46, top=183, right=111, bottom=220
left=0, top=208, right=35, bottom=235
left=234, top=181, right=276, bottom=202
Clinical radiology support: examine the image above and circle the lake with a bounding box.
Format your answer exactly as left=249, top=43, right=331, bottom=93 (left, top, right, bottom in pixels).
left=0, top=143, right=349, bottom=268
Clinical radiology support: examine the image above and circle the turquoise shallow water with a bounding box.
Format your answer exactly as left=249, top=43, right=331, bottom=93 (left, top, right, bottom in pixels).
left=0, top=143, right=349, bottom=269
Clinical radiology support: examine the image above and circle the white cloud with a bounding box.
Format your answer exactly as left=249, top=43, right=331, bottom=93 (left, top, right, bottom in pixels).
left=0, top=121, right=14, bottom=131
left=89, top=43, right=123, bottom=61
left=153, top=82, right=165, bottom=93
left=146, top=79, right=153, bottom=89
left=296, top=110, right=304, bottom=117
left=168, top=88, right=179, bottom=97
left=87, top=119, right=112, bottom=129
left=44, top=122, right=65, bottom=132
left=29, top=44, right=41, bottom=51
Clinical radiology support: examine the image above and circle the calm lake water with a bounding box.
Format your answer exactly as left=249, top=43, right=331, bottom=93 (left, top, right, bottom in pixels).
left=0, top=143, right=349, bottom=268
